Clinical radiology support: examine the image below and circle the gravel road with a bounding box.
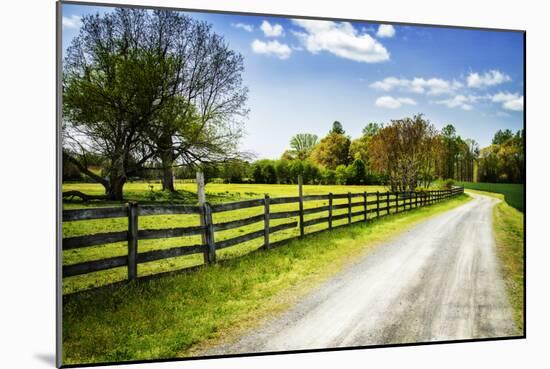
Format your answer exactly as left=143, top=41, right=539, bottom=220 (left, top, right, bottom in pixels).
left=203, top=193, right=518, bottom=355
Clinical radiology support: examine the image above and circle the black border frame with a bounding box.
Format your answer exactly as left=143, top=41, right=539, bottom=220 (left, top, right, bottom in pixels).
left=56, top=1, right=527, bottom=367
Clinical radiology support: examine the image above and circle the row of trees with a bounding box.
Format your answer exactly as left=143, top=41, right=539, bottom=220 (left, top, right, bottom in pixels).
left=477, top=129, right=525, bottom=183
left=245, top=118, right=524, bottom=191
left=63, top=9, right=249, bottom=200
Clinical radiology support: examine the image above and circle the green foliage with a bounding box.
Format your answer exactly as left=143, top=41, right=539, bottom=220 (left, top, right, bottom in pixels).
left=275, top=159, right=291, bottom=184
left=362, top=122, right=381, bottom=137
left=477, top=130, right=524, bottom=184
left=347, top=159, right=367, bottom=185
left=310, top=132, right=351, bottom=169
left=330, top=121, right=345, bottom=134
left=492, top=129, right=515, bottom=145
left=443, top=178, right=455, bottom=189
left=289, top=133, right=319, bottom=160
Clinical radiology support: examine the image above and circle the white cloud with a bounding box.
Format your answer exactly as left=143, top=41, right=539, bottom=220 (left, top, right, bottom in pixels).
left=251, top=39, right=292, bottom=59
left=292, top=19, right=390, bottom=63
left=491, top=92, right=523, bottom=111
left=467, top=70, right=511, bottom=88
left=232, top=23, right=253, bottom=32
left=435, top=95, right=474, bottom=110
left=62, top=15, right=82, bottom=29
left=260, top=20, right=284, bottom=37
left=376, top=24, right=395, bottom=38
left=375, top=96, right=416, bottom=109
left=370, top=77, right=461, bottom=95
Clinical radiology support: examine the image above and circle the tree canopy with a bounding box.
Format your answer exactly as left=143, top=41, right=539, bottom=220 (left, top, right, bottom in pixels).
left=63, top=8, right=248, bottom=200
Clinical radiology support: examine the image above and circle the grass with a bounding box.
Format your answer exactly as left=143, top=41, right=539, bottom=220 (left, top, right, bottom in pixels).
left=62, top=182, right=400, bottom=294
left=467, top=189, right=524, bottom=332
left=62, top=193, right=471, bottom=365
left=458, top=181, right=524, bottom=211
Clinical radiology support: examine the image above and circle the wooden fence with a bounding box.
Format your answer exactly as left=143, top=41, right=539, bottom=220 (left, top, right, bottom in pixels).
left=62, top=186, right=464, bottom=282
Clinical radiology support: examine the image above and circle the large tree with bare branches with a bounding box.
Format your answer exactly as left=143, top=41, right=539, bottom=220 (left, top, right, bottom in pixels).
left=63, top=8, right=248, bottom=200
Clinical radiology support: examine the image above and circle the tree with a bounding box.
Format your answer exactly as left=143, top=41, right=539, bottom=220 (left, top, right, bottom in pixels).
left=289, top=133, right=318, bottom=160
left=347, top=159, right=367, bottom=184
left=63, top=9, right=248, bottom=199
left=439, top=124, right=458, bottom=180
left=275, top=159, right=291, bottom=184
left=369, top=115, right=440, bottom=191
left=309, top=132, right=351, bottom=169
left=362, top=122, right=381, bottom=137
left=330, top=121, right=345, bottom=135
left=492, top=129, right=514, bottom=145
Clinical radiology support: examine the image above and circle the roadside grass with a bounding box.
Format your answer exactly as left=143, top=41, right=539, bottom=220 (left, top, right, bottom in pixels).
left=467, top=189, right=524, bottom=332
left=458, top=181, right=523, bottom=211
left=62, top=194, right=471, bottom=365
left=63, top=182, right=397, bottom=294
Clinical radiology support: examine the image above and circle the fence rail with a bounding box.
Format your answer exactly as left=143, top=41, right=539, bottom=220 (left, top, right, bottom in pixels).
left=62, top=186, right=464, bottom=281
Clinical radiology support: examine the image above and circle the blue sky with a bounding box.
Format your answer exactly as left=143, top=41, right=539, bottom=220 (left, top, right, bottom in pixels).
left=62, top=4, right=524, bottom=159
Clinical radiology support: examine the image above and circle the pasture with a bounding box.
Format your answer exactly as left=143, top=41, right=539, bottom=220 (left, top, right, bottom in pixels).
left=458, top=182, right=524, bottom=211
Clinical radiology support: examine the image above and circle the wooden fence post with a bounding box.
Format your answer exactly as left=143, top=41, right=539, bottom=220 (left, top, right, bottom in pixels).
left=363, top=191, right=367, bottom=221
left=409, top=191, right=413, bottom=210
left=328, top=192, right=333, bottom=230
left=298, top=175, right=304, bottom=237
left=376, top=191, right=380, bottom=218
left=203, top=203, right=216, bottom=264
left=264, top=194, right=270, bottom=249
left=127, top=201, right=138, bottom=281
left=395, top=191, right=399, bottom=213
left=196, top=171, right=209, bottom=265
left=347, top=192, right=352, bottom=224
left=386, top=192, right=390, bottom=215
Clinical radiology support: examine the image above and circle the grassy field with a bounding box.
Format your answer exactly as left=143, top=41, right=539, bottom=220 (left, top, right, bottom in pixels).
left=62, top=182, right=405, bottom=294
left=458, top=181, right=524, bottom=211
left=62, top=193, right=471, bottom=365
left=466, top=189, right=524, bottom=332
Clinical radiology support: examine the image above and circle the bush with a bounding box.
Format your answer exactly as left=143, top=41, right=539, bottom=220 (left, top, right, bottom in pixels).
left=442, top=178, right=455, bottom=189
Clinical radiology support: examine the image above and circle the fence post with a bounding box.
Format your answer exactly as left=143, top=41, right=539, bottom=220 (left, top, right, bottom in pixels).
left=196, top=171, right=209, bottom=264
left=386, top=192, right=390, bottom=215
left=264, top=194, right=270, bottom=249
left=298, top=175, right=304, bottom=237
left=127, top=201, right=138, bottom=281
left=347, top=192, right=352, bottom=224
left=203, top=203, right=216, bottom=264
left=363, top=191, right=367, bottom=221
left=395, top=191, right=399, bottom=213
left=376, top=191, right=380, bottom=218
left=409, top=191, right=413, bottom=210
left=328, top=192, right=333, bottom=230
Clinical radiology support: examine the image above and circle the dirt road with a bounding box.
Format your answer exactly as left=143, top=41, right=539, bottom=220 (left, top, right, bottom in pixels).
left=204, top=193, right=518, bottom=355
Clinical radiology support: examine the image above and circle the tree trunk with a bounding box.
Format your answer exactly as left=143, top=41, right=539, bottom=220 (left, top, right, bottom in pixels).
left=159, top=134, right=176, bottom=192
left=106, top=177, right=126, bottom=201
left=105, top=153, right=127, bottom=201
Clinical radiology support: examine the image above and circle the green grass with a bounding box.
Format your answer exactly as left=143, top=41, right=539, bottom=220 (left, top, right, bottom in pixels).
left=62, top=193, right=471, bottom=365
left=62, top=182, right=396, bottom=294
left=458, top=181, right=524, bottom=211
left=62, top=181, right=389, bottom=208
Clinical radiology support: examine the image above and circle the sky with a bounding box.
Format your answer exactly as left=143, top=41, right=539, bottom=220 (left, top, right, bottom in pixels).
left=61, top=3, right=525, bottom=160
